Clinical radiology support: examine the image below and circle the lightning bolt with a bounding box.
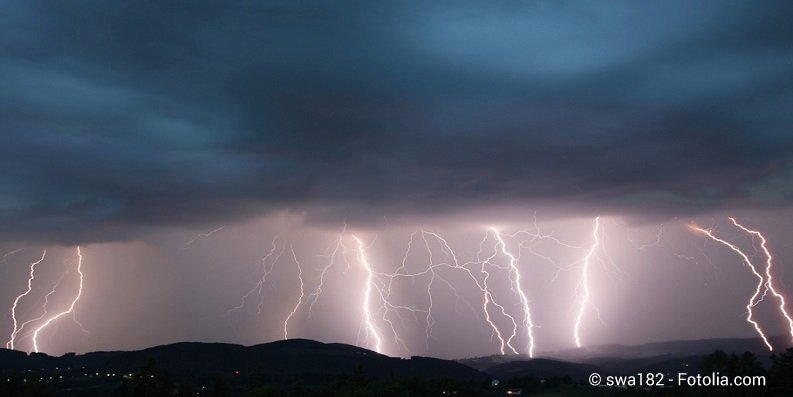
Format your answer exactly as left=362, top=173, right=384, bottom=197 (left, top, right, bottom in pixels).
left=184, top=226, right=225, bottom=248
left=479, top=263, right=516, bottom=353
left=14, top=273, right=67, bottom=350
left=417, top=231, right=439, bottom=349
left=6, top=250, right=46, bottom=350
left=465, top=233, right=512, bottom=355
left=414, top=226, right=572, bottom=357
left=574, top=217, right=600, bottom=348
left=474, top=232, right=522, bottom=355
left=407, top=230, right=518, bottom=355
left=219, top=217, right=625, bottom=356
left=1, top=248, right=24, bottom=263
left=31, top=247, right=85, bottom=353
left=367, top=230, right=487, bottom=355
left=492, top=228, right=535, bottom=357
left=283, top=245, right=305, bottom=340
left=688, top=223, right=773, bottom=351
left=414, top=230, right=484, bottom=351
left=307, top=225, right=347, bottom=317
left=353, top=235, right=384, bottom=354
left=226, top=237, right=283, bottom=324
left=355, top=230, right=423, bottom=355
left=729, top=218, right=793, bottom=343
left=379, top=231, right=422, bottom=354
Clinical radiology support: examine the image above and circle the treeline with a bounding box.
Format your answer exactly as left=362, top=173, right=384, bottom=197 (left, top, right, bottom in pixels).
left=4, top=348, right=793, bottom=396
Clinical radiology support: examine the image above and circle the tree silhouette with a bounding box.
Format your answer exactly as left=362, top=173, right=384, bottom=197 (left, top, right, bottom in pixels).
left=771, top=347, right=793, bottom=391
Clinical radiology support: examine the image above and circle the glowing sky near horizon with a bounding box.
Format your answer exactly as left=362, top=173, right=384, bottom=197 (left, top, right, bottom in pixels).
left=3, top=212, right=793, bottom=358
left=2, top=1, right=793, bottom=358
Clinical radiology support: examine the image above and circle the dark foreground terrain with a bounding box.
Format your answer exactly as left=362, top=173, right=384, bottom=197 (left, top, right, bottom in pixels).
left=1, top=337, right=792, bottom=396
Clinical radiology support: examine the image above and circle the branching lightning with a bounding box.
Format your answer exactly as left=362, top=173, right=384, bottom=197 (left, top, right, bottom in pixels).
left=688, top=223, right=773, bottom=350
left=14, top=273, right=67, bottom=349
left=427, top=230, right=516, bottom=355
left=353, top=235, right=384, bottom=354
left=307, top=225, right=347, bottom=317
left=184, top=226, right=225, bottom=248
left=492, top=228, right=535, bottom=357
left=283, top=245, right=305, bottom=340
left=348, top=221, right=591, bottom=357
left=5, top=214, right=791, bottom=359
left=226, top=237, right=284, bottom=323
left=728, top=218, right=793, bottom=343
left=13, top=217, right=603, bottom=357
left=32, top=247, right=85, bottom=353
left=476, top=233, right=518, bottom=355
left=6, top=250, right=46, bottom=350
left=574, top=217, right=600, bottom=348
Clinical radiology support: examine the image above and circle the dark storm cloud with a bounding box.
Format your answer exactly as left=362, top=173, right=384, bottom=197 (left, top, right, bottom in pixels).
left=2, top=0, right=793, bottom=242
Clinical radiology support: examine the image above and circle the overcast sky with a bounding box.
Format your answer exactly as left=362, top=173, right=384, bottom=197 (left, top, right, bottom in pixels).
left=2, top=1, right=793, bottom=358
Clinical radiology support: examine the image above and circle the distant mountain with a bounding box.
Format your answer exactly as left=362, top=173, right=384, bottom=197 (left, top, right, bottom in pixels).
left=3, top=335, right=790, bottom=394
left=581, top=355, right=692, bottom=375
left=458, top=335, right=792, bottom=380
left=0, top=339, right=486, bottom=382
left=485, top=358, right=599, bottom=382
left=548, top=334, right=791, bottom=361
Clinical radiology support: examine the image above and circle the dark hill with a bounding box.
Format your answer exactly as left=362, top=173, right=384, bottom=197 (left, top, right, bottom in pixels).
left=551, top=335, right=791, bottom=361
left=485, top=358, right=600, bottom=382
left=458, top=334, right=790, bottom=372
left=0, top=339, right=486, bottom=382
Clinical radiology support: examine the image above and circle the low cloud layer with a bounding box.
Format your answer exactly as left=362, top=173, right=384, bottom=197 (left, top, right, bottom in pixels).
left=2, top=1, right=792, bottom=243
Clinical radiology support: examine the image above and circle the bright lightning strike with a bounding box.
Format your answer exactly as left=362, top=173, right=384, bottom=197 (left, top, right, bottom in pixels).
left=283, top=245, right=305, bottom=340
left=389, top=230, right=516, bottom=355
left=729, top=218, right=793, bottom=343
left=574, top=217, right=600, bottom=348
left=475, top=233, right=520, bottom=355
left=688, top=223, right=773, bottom=351
left=353, top=235, right=384, bottom=354
left=492, top=228, right=535, bottom=358
left=32, top=247, right=85, bottom=354
left=6, top=250, right=46, bottom=350
left=14, top=273, right=67, bottom=349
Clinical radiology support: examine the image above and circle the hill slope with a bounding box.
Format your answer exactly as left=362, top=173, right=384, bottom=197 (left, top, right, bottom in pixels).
left=0, top=339, right=486, bottom=382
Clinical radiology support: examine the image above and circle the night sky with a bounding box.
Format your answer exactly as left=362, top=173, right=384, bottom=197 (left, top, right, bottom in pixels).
left=2, top=1, right=793, bottom=359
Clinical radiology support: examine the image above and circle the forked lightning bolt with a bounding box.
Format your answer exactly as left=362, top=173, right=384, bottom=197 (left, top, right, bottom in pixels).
left=475, top=233, right=522, bottom=355
left=32, top=247, right=85, bottom=353
left=6, top=217, right=790, bottom=358
left=728, top=218, right=793, bottom=343
left=13, top=273, right=67, bottom=350
left=353, top=235, right=384, bottom=354
left=6, top=250, right=46, bottom=350
left=385, top=229, right=528, bottom=356
left=227, top=237, right=284, bottom=323
left=218, top=216, right=772, bottom=356
left=283, top=245, right=305, bottom=340
left=688, top=223, right=773, bottom=350
left=376, top=230, right=516, bottom=355
left=574, top=217, right=600, bottom=348
left=307, top=225, right=347, bottom=317
left=492, top=229, right=535, bottom=357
